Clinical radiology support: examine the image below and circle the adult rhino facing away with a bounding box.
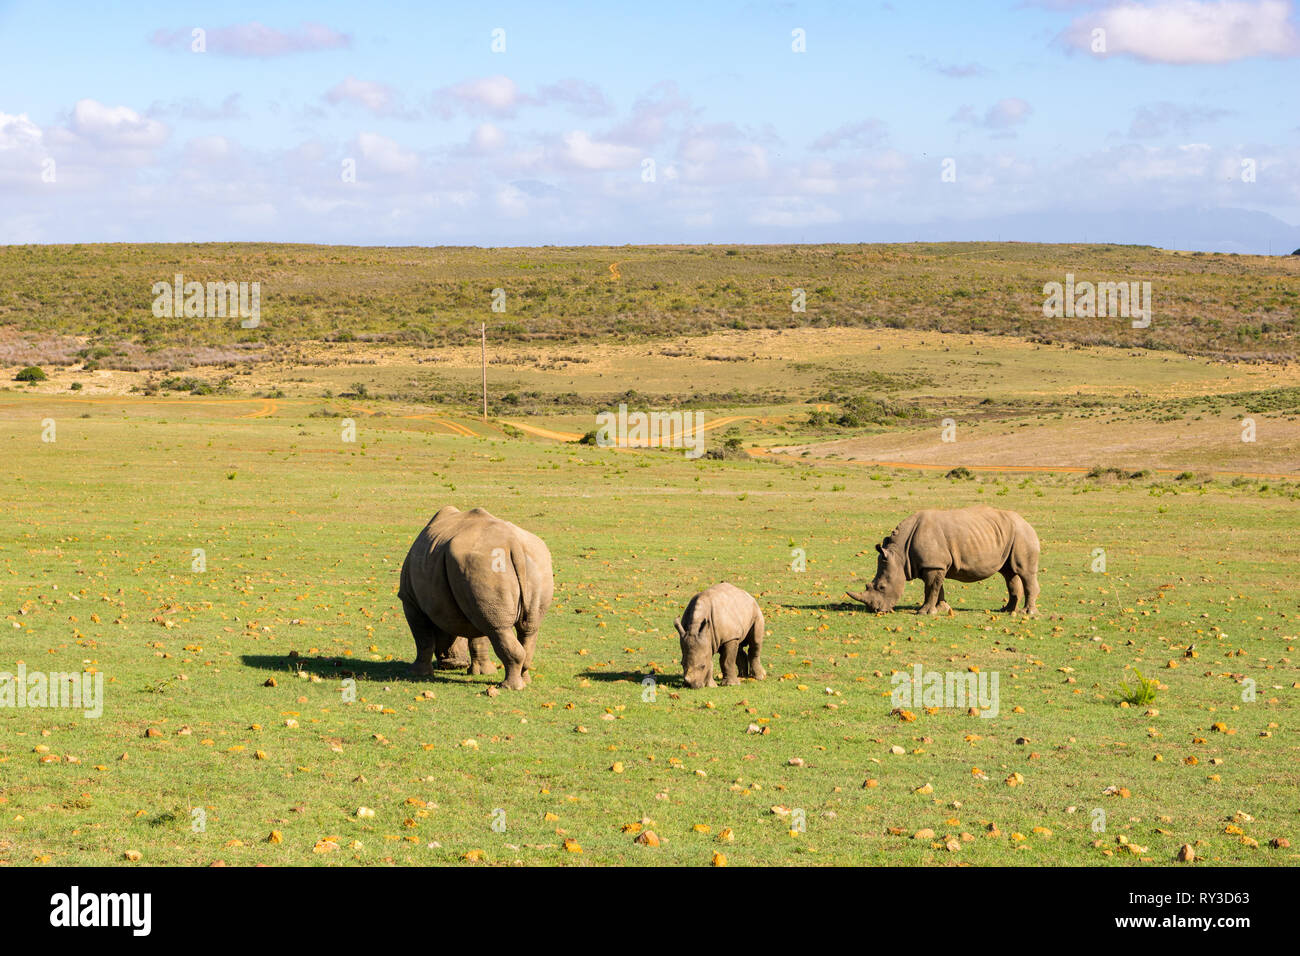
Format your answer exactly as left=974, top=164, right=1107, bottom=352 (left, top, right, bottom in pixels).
left=846, top=506, right=1040, bottom=615
left=399, top=506, right=554, bottom=690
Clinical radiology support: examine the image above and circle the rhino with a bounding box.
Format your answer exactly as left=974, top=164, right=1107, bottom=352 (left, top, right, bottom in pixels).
left=675, top=583, right=767, bottom=688
left=846, top=506, right=1040, bottom=615
left=398, top=506, right=554, bottom=690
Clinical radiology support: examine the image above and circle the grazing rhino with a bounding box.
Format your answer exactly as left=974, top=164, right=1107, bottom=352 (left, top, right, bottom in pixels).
left=675, top=583, right=767, bottom=688
left=398, top=506, right=554, bottom=690
left=846, top=506, right=1040, bottom=615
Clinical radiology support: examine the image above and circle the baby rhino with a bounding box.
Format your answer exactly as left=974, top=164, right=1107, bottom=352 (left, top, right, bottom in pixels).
left=675, top=583, right=767, bottom=689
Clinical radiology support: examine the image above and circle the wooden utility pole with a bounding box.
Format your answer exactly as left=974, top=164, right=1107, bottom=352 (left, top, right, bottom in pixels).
left=480, top=322, right=487, bottom=422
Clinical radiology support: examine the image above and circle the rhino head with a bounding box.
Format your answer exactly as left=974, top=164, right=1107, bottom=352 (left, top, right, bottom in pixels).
left=846, top=543, right=906, bottom=613
left=675, top=616, right=714, bottom=689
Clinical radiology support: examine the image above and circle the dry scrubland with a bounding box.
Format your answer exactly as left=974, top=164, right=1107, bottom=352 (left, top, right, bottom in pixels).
left=0, top=242, right=1297, bottom=866
left=1, top=241, right=1298, bottom=362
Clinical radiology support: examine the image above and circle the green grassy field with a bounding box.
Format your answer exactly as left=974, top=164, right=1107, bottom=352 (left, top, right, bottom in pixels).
left=2, top=395, right=1296, bottom=866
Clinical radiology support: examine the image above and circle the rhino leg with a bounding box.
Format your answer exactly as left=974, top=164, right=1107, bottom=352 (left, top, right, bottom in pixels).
left=1000, top=571, right=1023, bottom=613
left=1020, top=573, right=1039, bottom=615
left=719, top=641, right=741, bottom=686
left=403, top=598, right=445, bottom=677
left=486, top=627, right=528, bottom=690
left=1011, top=550, right=1040, bottom=615
left=466, top=636, right=497, bottom=674
left=517, top=624, right=539, bottom=684
left=918, top=570, right=946, bottom=614
left=435, top=635, right=470, bottom=670
left=937, top=584, right=952, bottom=615
left=744, top=616, right=767, bottom=680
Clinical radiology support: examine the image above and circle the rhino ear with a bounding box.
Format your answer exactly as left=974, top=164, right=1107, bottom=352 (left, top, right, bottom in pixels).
left=674, top=617, right=686, bottom=639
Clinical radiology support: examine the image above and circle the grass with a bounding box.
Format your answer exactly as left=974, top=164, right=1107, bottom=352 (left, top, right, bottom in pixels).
left=1, top=394, right=1296, bottom=866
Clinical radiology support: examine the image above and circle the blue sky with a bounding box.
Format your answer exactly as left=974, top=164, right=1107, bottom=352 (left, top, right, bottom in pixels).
left=1, top=0, right=1298, bottom=250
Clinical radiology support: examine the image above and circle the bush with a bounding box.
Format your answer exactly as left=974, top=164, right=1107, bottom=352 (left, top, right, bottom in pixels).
left=159, top=376, right=212, bottom=395
left=704, top=437, right=751, bottom=461
left=945, top=466, right=974, bottom=480
left=1086, top=465, right=1149, bottom=481
left=1116, top=668, right=1158, bottom=706
left=15, top=366, right=46, bottom=382
left=808, top=392, right=924, bottom=428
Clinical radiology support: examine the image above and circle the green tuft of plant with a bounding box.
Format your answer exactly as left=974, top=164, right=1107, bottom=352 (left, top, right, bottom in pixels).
left=1116, top=668, right=1158, bottom=706
left=15, top=365, right=47, bottom=382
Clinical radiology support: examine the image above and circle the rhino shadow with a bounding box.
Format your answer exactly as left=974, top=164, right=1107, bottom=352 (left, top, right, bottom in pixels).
left=239, top=653, right=481, bottom=686
left=578, top=669, right=670, bottom=684
left=778, top=601, right=968, bottom=614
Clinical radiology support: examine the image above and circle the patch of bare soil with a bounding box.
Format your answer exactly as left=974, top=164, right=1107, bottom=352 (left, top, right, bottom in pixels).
left=773, top=414, right=1300, bottom=477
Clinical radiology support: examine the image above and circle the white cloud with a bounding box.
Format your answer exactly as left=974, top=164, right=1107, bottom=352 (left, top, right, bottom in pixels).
left=536, top=79, right=612, bottom=117
left=0, top=112, right=43, bottom=150
left=496, top=184, right=532, bottom=218
left=1129, top=101, right=1233, bottom=137
left=356, top=132, right=418, bottom=175
left=183, top=136, right=233, bottom=164
left=559, top=130, right=640, bottom=170
left=749, top=198, right=842, bottom=228
left=147, top=94, right=244, bottom=122
left=149, top=21, right=351, bottom=57
left=811, top=119, right=888, bottom=151
left=604, top=81, right=692, bottom=146
left=470, top=123, right=506, bottom=153
left=952, top=98, right=1033, bottom=130
left=70, top=99, right=169, bottom=148
left=1063, top=0, right=1300, bottom=63
left=325, top=76, right=400, bottom=115
left=435, top=75, right=522, bottom=117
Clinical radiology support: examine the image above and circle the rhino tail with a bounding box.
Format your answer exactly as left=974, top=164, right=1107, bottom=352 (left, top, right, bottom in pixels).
left=509, top=538, right=532, bottom=625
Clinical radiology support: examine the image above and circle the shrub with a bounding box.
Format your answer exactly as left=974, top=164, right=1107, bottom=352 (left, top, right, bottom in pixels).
left=1116, top=668, right=1158, bottom=706
left=15, top=366, right=46, bottom=382
left=1086, top=465, right=1148, bottom=481
left=704, top=437, right=751, bottom=461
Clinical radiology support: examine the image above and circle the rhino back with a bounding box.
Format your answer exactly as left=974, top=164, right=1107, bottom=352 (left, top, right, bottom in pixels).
left=909, top=506, right=1022, bottom=581
left=402, top=507, right=551, bottom=636
left=688, top=583, right=757, bottom=647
